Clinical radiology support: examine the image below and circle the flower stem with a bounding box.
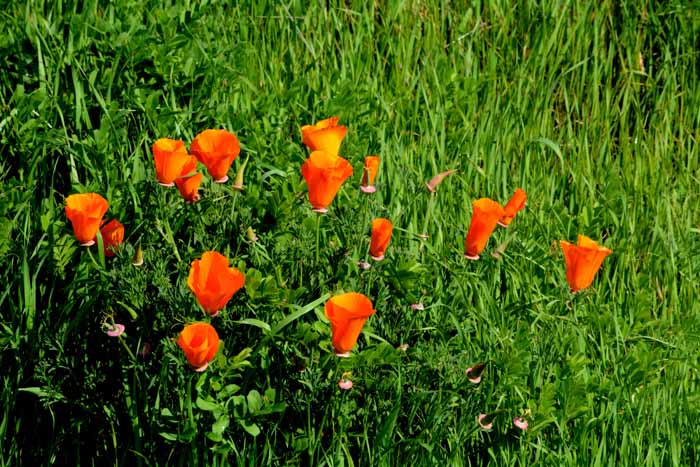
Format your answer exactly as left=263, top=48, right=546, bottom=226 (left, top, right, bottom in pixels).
left=119, top=335, right=136, bottom=362
left=315, top=213, right=321, bottom=266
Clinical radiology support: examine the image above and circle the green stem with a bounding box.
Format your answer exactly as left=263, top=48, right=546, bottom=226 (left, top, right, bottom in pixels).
left=315, top=213, right=321, bottom=266
left=119, top=335, right=136, bottom=362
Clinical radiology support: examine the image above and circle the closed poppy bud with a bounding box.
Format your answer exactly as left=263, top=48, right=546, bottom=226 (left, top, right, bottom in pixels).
left=177, top=322, right=220, bottom=371
left=153, top=138, right=191, bottom=187
left=187, top=251, right=245, bottom=316
left=369, top=218, right=392, bottom=261
left=132, top=244, right=144, bottom=266
left=324, top=292, right=376, bottom=357
left=559, top=235, right=612, bottom=292
left=498, top=188, right=527, bottom=227
left=300, top=116, right=347, bottom=157
left=464, top=198, right=505, bottom=260
left=232, top=155, right=249, bottom=191
left=360, top=156, right=380, bottom=193
left=301, top=150, right=353, bottom=213
left=175, top=155, right=202, bottom=202
left=100, top=219, right=124, bottom=257
left=65, top=193, right=109, bottom=246
left=190, top=129, right=241, bottom=183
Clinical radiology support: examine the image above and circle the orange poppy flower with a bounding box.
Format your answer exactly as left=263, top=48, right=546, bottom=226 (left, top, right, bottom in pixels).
left=559, top=235, right=613, bottom=292
left=370, top=218, right=393, bottom=261
left=177, top=322, right=220, bottom=371
left=190, top=129, right=241, bottom=183
left=464, top=198, right=505, bottom=260
left=498, top=188, right=527, bottom=227
left=324, top=292, right=376, bottom=356
left=65, top=193, right=109, bottom=246
left=100, top=219, right=124, bottom=257
left=152, top=138, right=191, bottom=187
left=300, top=117, right=347, bottom=157
left=174, top=155, right=202, bottom=202
left=301, top=150, right=353, bottom=213
left=360, top=156, right=380, bottom=193
left=187, top=251, right=245, bottom=316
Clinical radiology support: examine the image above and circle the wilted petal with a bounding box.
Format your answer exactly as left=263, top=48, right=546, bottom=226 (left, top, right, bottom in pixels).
left=513, top=417, right=529, bottom=431
left=426, top=169, right=457, bottom=193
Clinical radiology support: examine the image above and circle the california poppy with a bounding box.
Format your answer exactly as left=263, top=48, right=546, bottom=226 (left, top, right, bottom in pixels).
left=498, top=188, right=527, bottom=227
left=559, top=235, right=612, bottom=292
left=360, top=156, right=380, bottom=193
left=152, top=138, right=191, bottom=187
left=300, top=116, right=347, bottom=157
left=175, top=155, right=202, bottom=202
left=100, top=219, right=124, bottom=257
left=187, top=251, right=245, bottom=316
left=324, top=292, right=376, bottom=356
left=190, top=129, right=241, bottom=183
left=177, top=322, right=220, bottom=371
left=464, top=198, right=505, bottom=260
left=369, top=218, right=392, bottom=261
left=301, top=150, right=353, bottom=213
left=65, top=193, right=109, bottom=246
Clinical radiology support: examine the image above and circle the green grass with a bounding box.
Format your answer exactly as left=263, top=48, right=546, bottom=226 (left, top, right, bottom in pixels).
left=1, top=0, right=699, bottom=465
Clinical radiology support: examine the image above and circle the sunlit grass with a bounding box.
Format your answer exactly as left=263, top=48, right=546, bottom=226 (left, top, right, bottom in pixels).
left=1, top=1, right=698, bottom=465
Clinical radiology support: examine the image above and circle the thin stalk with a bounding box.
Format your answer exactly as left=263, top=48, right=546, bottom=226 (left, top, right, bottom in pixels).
left=315, top=213, right=321, bottom=266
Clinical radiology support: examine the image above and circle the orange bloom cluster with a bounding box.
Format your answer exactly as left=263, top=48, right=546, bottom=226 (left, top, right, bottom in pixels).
left=151, top=129, right=242, bottom=203
left=464, top=198, right=505, bottom=260
left=59, top=115, right=616, bottom=380
left=464, top=189, right=527, bottom=259
left=65, top=193, right=124, bottom=256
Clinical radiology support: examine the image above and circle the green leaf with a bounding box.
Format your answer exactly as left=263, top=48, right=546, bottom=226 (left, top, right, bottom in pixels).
left=196, top=397, right=220, bottom=412
left=159, top=432, right=178, bottom=441
left=239, top=419, right=260, bottom=437
left=212, top=415, right=230, bottom=435
left=234, top=318, right=271, bottom=334
left=247, top=390, right=262, bottom=414
left=272, top=293, right=331, bottom=335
